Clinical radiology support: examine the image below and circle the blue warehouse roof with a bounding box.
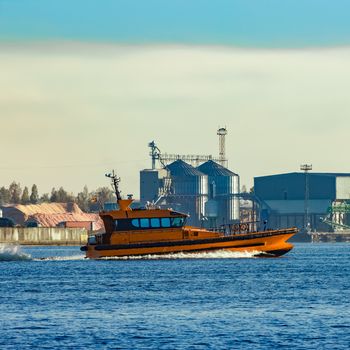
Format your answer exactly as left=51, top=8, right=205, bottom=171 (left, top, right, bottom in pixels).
left=253, top=172, right=345, bottom=201
left=256, top=172, right=350, bottom=179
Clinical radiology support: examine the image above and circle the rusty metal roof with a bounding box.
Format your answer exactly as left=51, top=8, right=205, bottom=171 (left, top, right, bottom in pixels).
left=27, top=212, right=104, bottom=231
left=14, top=202, right=82, bottom=215
left=3, top=202, right=104, bottom=232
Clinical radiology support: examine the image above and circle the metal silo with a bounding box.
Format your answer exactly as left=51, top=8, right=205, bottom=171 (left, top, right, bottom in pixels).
left=197, top=160, right=240, bottom=225
left=166, top=160, right=208, bottom=226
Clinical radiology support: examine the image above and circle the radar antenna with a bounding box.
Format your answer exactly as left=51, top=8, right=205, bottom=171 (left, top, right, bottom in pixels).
left=105, top=170, right=122, bottom=201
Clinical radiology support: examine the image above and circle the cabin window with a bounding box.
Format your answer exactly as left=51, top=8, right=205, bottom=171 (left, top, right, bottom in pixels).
left=140, top=218, right=150, bottom=228
left=171, top=217, right=184, bottom=227
left=131, top=219, right=140, bottom=228
left=150, top=218, right=160, bottom=228
left=110, top=217, right=185, bottom=231
left=161, top=218, right=171, bottom=227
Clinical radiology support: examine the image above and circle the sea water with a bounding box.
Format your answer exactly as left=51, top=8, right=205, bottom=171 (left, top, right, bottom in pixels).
left=0, top=243, right=349, bottom=349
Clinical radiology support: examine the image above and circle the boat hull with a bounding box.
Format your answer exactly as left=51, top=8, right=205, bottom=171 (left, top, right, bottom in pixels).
left=82, top=229, right=296, bottom=259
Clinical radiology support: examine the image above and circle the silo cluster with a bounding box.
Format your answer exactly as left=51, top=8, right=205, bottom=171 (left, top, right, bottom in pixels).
left=140, top=159, right=240, bottom=227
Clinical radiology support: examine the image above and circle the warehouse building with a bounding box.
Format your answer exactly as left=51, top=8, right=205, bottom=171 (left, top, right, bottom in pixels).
left=254, top=172, right=350, bottom=232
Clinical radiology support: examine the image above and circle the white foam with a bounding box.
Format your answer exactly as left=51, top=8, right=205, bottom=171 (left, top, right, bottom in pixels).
left=34, top=254, right=86, bottom=261
left=0, top=245, right=260, bottom=262
left=0, top=244, right=32, bottom=261
left=99, top=250, right=261, bottom=260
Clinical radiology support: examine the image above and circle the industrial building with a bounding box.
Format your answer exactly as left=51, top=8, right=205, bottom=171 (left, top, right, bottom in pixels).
left=254, top=172, right=350, bottom=232
left=140, top=128, right=241, bottom=227
left=140, top=159, right=240, bottom=227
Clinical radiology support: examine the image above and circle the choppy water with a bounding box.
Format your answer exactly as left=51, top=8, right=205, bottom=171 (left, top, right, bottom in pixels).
left=0, top=243, right=349, bottom=349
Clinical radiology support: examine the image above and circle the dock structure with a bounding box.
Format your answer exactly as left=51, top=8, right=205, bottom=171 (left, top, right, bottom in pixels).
left=0, top=227, right=88, bottom=246
left=311, top=231, right=350, bottom=243
left=254, top=172, right=350, bottom=234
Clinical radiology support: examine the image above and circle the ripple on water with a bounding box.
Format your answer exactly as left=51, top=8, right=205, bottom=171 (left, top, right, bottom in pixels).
left=0, top=243, right=349, bottom=349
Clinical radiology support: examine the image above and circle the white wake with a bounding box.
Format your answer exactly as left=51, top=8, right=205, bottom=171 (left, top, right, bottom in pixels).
left=35, top=255, right=85, bottom=261
left=0, top=244, right=32, bottom=261
left=0, top=244, right=85, bottom=261
left=0, top=245, right=260, bottom=261
left=99, top=250, right=260, bottom=260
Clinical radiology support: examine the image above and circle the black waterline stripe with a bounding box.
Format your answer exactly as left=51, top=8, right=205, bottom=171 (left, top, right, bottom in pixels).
left=96, top=242, right=265, bottom=251
left=99, top=243, right=267, bottom=255
left=93, top=232, right=290, bottom=251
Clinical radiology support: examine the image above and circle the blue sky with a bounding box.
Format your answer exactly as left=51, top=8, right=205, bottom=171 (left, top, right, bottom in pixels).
left=1, top=0, right=350, bottom=47
left=1, top=1, right=350, bottom=194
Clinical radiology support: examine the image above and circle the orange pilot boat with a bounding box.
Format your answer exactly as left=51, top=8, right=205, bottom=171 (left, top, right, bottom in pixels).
left=81, top=172, right=297, bottom=259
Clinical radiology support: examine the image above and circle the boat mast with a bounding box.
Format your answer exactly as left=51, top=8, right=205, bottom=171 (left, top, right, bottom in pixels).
left=105, top=170, right=122, bottom=201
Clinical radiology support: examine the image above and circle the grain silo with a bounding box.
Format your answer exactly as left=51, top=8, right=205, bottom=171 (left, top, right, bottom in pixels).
left=197, top=160, right=240, bottom=225
left=166, top=160, right=208, bottom=226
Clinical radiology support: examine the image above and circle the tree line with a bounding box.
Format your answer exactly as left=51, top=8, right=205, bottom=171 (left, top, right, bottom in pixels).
left=0, top=181, right=116, bottom=212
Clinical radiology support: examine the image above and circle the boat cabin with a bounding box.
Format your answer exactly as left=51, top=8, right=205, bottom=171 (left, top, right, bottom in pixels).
left=92, top=202, right=189, bottom=245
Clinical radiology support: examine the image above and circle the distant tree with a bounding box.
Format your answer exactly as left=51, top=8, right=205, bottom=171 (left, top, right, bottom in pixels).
left=97, top=186, right=115, bottom=204
left=49, top=186, right=74, bottom=203
left=40, top=193, right=50, bottom=203
left=50, top=188, right=58, bottom=202
left=9, top=181, right=22, bottom=204
left=56, top=187, right=68, bottom=202
left=57, top=187, right=75, bottom=202
left=89, top=187, right=115, bottom=211
left=30, top=184, right=39, bottom=204
left=76, top=185, right=90, bottom=212
left=0, top=186, right=11, bottom=205
left=21, top=186, right=30, bottom=204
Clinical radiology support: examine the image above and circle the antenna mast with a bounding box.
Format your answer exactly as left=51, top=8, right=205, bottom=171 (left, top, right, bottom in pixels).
left=105, top=170, right=122, bottom=201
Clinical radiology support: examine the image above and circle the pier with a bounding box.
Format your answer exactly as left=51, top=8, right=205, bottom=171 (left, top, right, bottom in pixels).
left=311, top=231, right=350, bottom=243
left=0, top=227, right=88, bottom=246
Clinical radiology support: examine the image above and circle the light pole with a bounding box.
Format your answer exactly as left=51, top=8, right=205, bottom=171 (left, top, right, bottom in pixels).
left=217, top=127, right=228, bottom=167
left=300, top=164, right=312, bottom=233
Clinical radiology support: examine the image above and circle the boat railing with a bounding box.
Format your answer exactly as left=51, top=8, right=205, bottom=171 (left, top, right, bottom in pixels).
left=207, top=221, right=262, bottom=235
